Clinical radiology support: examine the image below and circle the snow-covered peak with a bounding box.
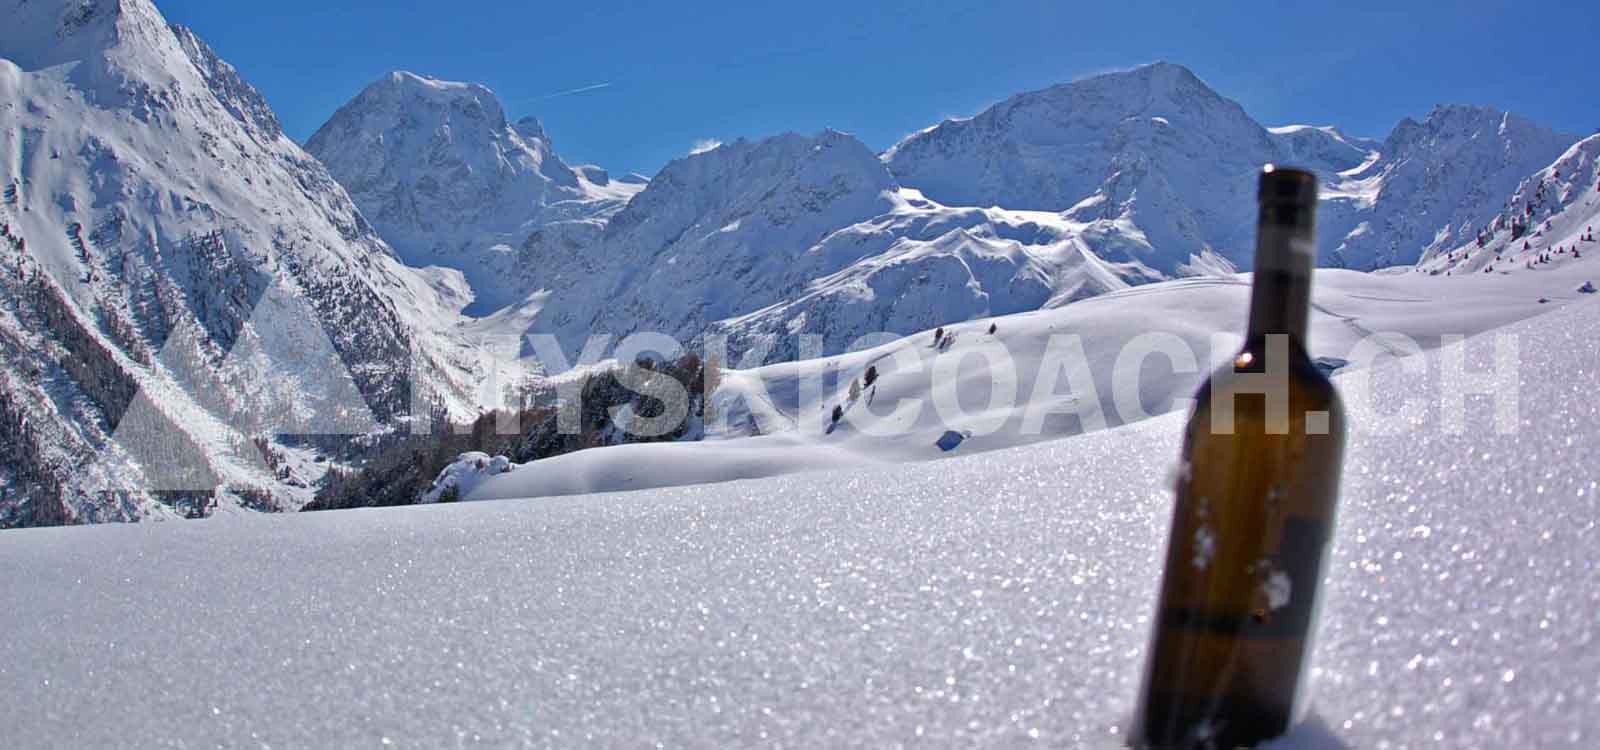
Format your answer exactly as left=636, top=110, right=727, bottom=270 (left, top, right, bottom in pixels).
left=370, top=71, right=510, bottom=128
left=1267, top=124, right=1378, bottom=174
left=1028, top=61, right=1239, bottom=123
left=305, top=71, right=594, bottom=266
left=511, top=129, right=901, bottom=351
left=1, top=0, right=168, bottom=68
left=1382, top=104, right=1571, bottom=164
left=1318, top=104, right=1579, bottom=268
left=607, top=128, right=896, bottom=242
left=882, top=62, right=1274, bottom=213
left=2, top=1, right=283, bottom=148
left=1, top=0, right=229, bottom=119
left=513, top=114, right=548, bottom=143
left=882, top=62, right=1278, bottom=274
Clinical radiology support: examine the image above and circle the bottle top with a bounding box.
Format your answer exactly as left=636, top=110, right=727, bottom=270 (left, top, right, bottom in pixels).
left=1258, top=165, right=1317, bottom=231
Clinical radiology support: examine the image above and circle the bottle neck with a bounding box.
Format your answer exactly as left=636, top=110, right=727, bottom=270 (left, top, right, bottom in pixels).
left=1246, top=222, right=1314, bottom=342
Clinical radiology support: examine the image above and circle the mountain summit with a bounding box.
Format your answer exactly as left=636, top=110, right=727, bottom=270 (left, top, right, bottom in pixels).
left=883, top=63, right=1580, bottom=271
left=307, top=71, right=641, bottom=314
left=884, top=62, right=1280, bottom=273
left=885, top=62, right=1273, bottom=211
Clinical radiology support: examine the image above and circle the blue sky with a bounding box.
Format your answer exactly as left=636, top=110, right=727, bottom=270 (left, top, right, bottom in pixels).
left=158, top=0, right=1599, bottom=176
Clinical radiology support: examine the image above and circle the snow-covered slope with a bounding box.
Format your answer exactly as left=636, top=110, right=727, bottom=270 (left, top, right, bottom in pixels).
left=474, top=246, right=1600, bottom=502
left=2, top=295, right=1595, bottom=748
left=712, top=189, right=1151, bottom=359
left=305, top=72, right=642, bottom=314
left=0, top=0, right=491, bottom=523
left=1416, top=133, right=1600, bottom=279
left=884, top=64, right=1578, bottom=274
left=884, top=62, right=1278, bottom=274
left=506, top=130, right=1157, bottom=361
left=1267, top=124, right=1378, bottom=174
left=1320, top=105, right=1578, bottom=269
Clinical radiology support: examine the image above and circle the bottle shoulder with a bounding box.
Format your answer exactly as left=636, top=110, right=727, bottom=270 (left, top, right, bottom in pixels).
left=1188, top=348, right=1347, bottom=429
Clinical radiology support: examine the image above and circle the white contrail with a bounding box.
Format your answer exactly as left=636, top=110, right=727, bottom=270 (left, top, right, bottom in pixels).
left=540, top=82, right=614, bottom=100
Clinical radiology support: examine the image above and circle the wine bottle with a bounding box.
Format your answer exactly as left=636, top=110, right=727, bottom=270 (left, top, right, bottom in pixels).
left=1130, top=166, right=1347, bottom=749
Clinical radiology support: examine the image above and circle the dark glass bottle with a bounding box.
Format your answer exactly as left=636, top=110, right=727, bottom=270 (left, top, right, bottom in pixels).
left=1131, top=166, right=1347, bottom=749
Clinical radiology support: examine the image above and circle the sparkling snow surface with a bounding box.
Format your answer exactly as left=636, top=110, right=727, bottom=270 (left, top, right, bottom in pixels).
left=3, top=302, right=1598, bottom=749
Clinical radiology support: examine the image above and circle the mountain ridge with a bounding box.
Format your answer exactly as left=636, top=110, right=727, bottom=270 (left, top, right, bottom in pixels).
left=301, top=60, right=1585, bottom=363
left=2, top=0, right=1591, bottom=525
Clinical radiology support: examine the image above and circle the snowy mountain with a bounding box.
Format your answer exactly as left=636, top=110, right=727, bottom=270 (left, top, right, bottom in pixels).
left=302, top=68, right=1196, bottom=363
left=300, top=60, right=1582, bottom=368
left=0, top=0, right=492, bottom=523
left=294, top=71, right=1201, bottom=362
left=503, top=130, right=1153, bottom=362
left=305, top=71, right=642, bottom=314
left=1266, top=124, right=1378, bottom=174
left=884, top=64, right=1579, bottom=273
left=1319, top=105, right=1578, bottom=269
left=500, top=129, right=892, bottom=356
left=539, top=64, right=1581, bottom=361
left=1416, top=133, right=1600, bottom=277
left=883, top=62, right=1280, bottom=274
left=2, top=0, right=1590, bottom=528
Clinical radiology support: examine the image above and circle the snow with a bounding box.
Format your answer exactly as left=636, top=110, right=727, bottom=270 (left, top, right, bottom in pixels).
left=4, top=8, right=1599, bottom=737
left=884, top=62, right=1278, bottom=274
left=305, top=70, right=641, bottom=316
left=1267, top=124, right=1378, bottom=174
left=1322, top=106, right=1578, bottom=269
left=419, top=451, right=518, bottom=504
left=1416, top=133, right=1600, bottom=280
left=2, top=296, right=1597, bottom=748
left=476, top=248, right=1600, bottom=502
left=884, top=65, right=1578, bottom=274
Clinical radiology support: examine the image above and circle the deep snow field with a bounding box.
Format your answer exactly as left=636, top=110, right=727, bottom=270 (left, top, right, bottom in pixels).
left=2, top=285, right=1597, bottom=748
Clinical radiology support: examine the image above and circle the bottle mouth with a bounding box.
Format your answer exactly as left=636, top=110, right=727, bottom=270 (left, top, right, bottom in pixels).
left=1259, top=165, right=1318, bottom=229
left=1259, top=164, right=1318, bottom=203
